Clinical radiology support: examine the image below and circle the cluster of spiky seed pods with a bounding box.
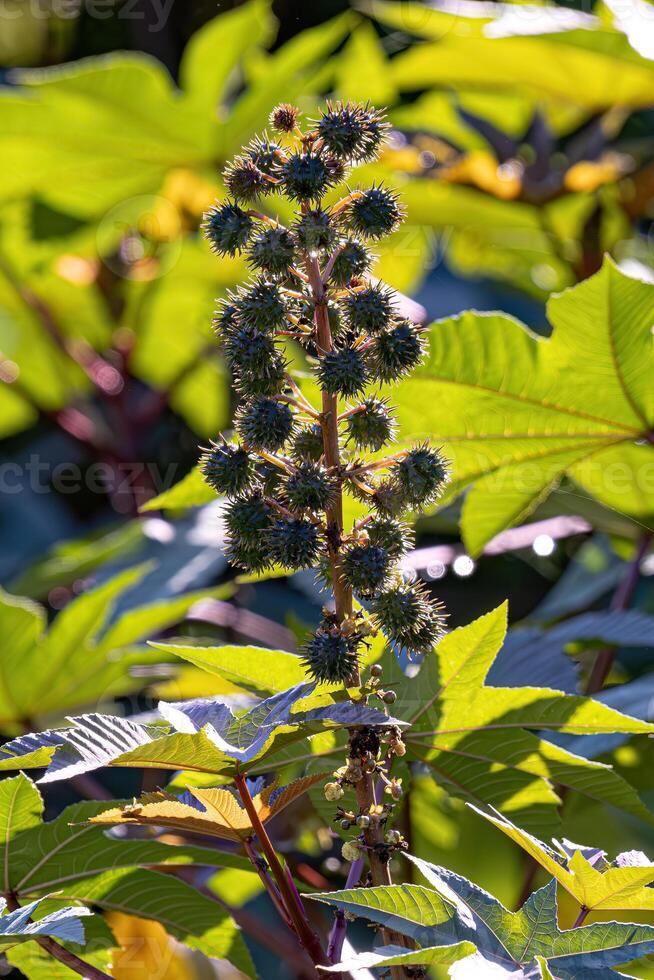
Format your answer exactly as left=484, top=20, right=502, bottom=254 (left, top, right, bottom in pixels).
left=201, top=99, right=449, bottom=687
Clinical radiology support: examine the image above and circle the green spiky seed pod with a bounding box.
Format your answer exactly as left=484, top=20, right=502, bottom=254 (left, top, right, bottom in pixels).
left=267, top=517, right=322, bottom=569
left=294, top=209, right=338, bottom=252
left=346, top=398, right=396, bottom=452
left=227, top=536, right=271, bottom=573
left=224, top=493, right=273, bottom=543
left=347, top=186, right=404, bottom=240
left=203, top=202, right=253, bottom=256
left=278, top=152, right=333, bottom=202
left=316, top=101, right=388, bottom=162
left=302, top=626, right=359, bottom=684
left=212, top=300, right=240, bottom=342
left=291, top=425, right=325, bottom=463
left=283, top=461, right=336, bottom=512
left=232, top=277, right=287, bottom=332
left=246, top=135, right=282, bottom=176
left=201, top=442, right=253, bottom=498
left=373, top=581, right=446, bottom=655
left=224, top=327, right=286, bottom=396
left=394, top=445, right=450, bottom=507
left=248, top=226, right=295, bottom=276
left=367, top=320, right=426, bottom=383
left=330, top=240, right=372, bottom=285
left=223, top=156, right=269, bottom=202
left=317, top=347, right=367, bottom=398
left=342, top=543, right=391, bottom=598
left=236, top=397, right=294, bottom=451
left=270, top=103, right=300, bottom=133
left=366, top=516, right=413, bottom=560
left=343, top=284, right=396, bottom=335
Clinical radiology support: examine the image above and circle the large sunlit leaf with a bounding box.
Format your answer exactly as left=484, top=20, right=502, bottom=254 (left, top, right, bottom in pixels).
left=394, top=258, right=654, bottom=554
left=472, top=805, right=654, bottom=915
left=408, top=856, right=654, bottom=978
left=0, top=569, right=221, bottom=732
left=88, top=772, right=326, bottom=843
left=381, top=603, right=654, bottom=834
left=0, top=683, right=402, bottom=780
left=150, top=642, right=306, bottom=696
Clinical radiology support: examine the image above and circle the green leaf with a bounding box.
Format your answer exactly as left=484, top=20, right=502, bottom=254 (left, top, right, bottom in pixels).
left=0, top=568, right=223, bottom=731
left=0, top=898, right=92, bottom=950
left=2, top=795, right=249, bottom=899
left=393, top=258, right=654, bottom=554
left=0, top=774, right=44, bottom=878
left=320, top=943, right=476, bottom=973
left=57, top=867, right=253, bottom=975
left=384, top=603, right=654, bottom=834
left=150, top=642, right=306, bottom=696
left=407, top=857, right=654, bottom=977
left=179, top=0, right=274, bottom=114
left=368, top=0, right=654, bottom=110
left=471, top=805, right=654, bottom=914
left=140, top=465, right=216, bottom=512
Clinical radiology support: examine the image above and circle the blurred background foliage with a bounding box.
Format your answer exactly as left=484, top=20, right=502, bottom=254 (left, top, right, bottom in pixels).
left=1, top=1, right=654, bottom=977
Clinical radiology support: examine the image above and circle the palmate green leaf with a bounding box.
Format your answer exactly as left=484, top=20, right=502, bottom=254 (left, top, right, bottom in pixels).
left=383, top=604, right=654, bottom=835
left=0, top=568, right=222, bottom=731
left=471, top=805, right=654, bottom=915
left=55, top=867, right=253, bottom=975
left=393, top=258, right=654, bottom=554
left=0, top=684, right=401, bottom=781
left=150, top=642, right=306, bottom=697
left=408, top=857, right=654, bottom=978
left=367, top=0, right=654, bottom=110
left=315, top=863, right=654, bottom=978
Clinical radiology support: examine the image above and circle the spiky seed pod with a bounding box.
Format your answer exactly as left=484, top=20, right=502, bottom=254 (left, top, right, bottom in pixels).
left=277, top=152, right=333, bottom=202
left=294, top=209, right=338, bottom=252
left=343, top=283, right=396, bottom=335
left=212, top=301, right=240, bottom=342
left=227, top=537, right=271, bottom=573
left=291, top=425, right=325, bottom=463
left=346, top=397, right=396, bottom=452
left=248, top=226, right=295, bottom=276
left=224, top=493, right=273, bottom=542
left=203, top=202, right=253, bottom=256
left=270, top=102, right=300, bottom=133
left=347, top=186, right=404, bottom=240
left=394, top=445, right=450, bottom=507
left=317, top=101, right=388, bottom=161
left=317, top=347, right=368, bottom=398
left=330, top=240, right=372, bottom=286
left=232, top=277, right=287, bottom=332
left=283, top=461, right=336, bottom=512
left=367, top=320, right=426, bottom=383
left=246, top=135, right=282, bottom=176
left=342, top=544, right=391, bottom=598
left=267, top=517, right=322, bottom=570
left=324, top=155, right=348, bottom=184
left=234, top=353, right=286, bottom=397
left=223, top=327, right=286, bottom=396
left=302, top=627, right=359, bottom=684
left=201, top=442, right=253, bottom=498
left=235, top=397, right=295, bottom=451
left=373, top=581, right=446, bottom=655
left=223, top=156, right=269, bottom=202
left=366, top=516, right=413, bottom=560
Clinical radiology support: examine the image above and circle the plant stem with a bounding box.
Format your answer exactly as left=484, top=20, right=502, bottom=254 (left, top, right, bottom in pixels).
left=243, top=836, right=293, bottom=929
left=327, top=857, right=364, bottom=964
left=234, top=772, right=328, bottom=970
left=586, top=532, right=652, bottom=694
left=572, top=905, right=589, bottom=928
left=304, top=248, right=410, bottom=978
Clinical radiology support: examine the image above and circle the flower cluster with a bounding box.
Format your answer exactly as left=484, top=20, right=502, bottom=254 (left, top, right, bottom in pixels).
left=201, top=100, right=449, bottom=686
